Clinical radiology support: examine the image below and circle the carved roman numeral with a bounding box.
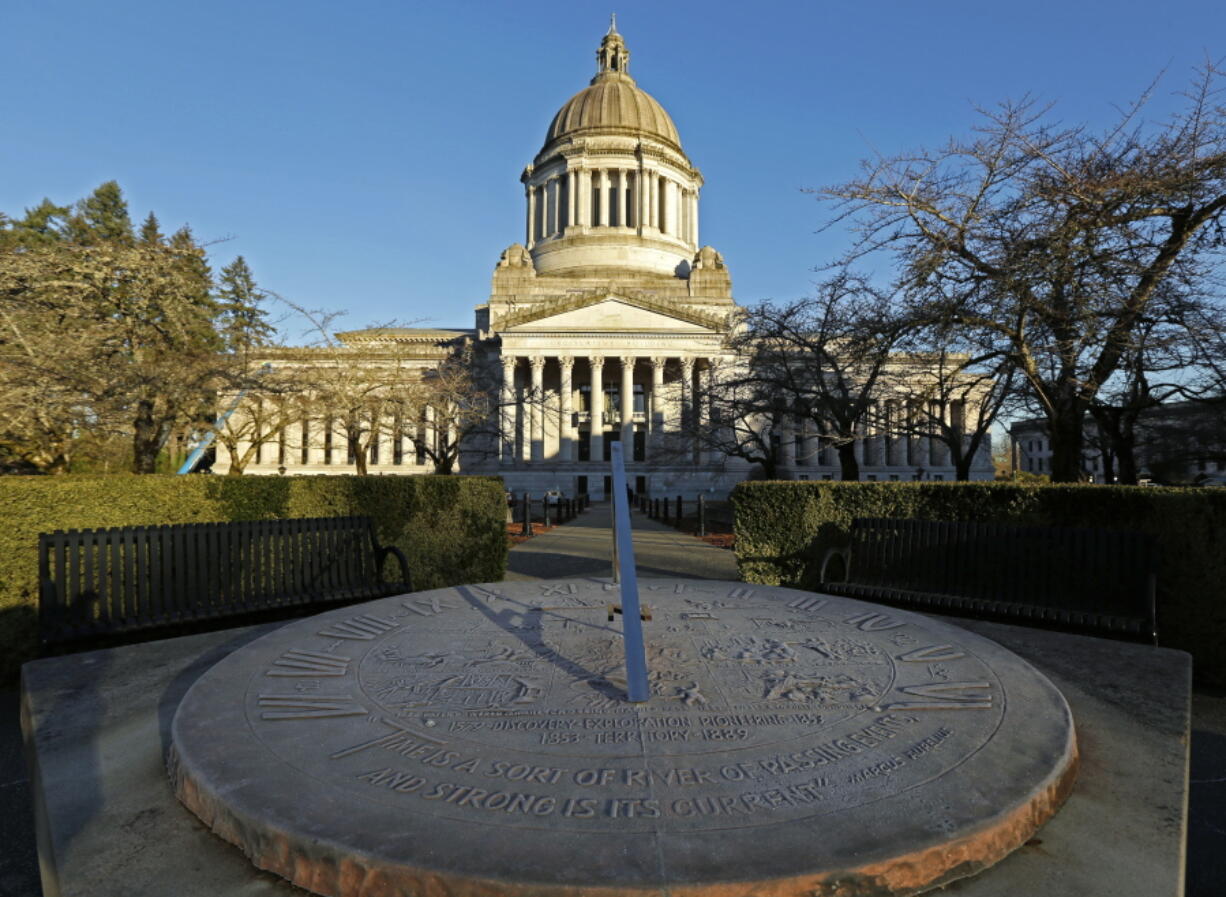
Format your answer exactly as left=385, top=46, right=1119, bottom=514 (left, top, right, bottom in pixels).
left=845, top=612, right=906, bottom=631
left=265, top=649, right=352, bottom=677
left=788, top=596, right=827, bottom=612
left=883, top=682, right=993, bottom=710
left=401, top=595, right=457, bottom=616
left=257, top=694, right=368, bottom=720
left=317, top=614, right=400, bottom=640
left=897, top=645, right=967, bottom=663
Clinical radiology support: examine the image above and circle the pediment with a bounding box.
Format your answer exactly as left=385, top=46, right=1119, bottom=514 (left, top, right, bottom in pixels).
left=499, top=293, right=725, bottom=333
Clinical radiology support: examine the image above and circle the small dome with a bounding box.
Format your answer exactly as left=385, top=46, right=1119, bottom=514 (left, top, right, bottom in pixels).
left=546, top=74, right=681, bottom=149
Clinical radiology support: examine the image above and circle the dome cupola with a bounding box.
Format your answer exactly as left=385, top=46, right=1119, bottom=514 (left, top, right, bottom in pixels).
left=521, top=20, right=704, bottom=278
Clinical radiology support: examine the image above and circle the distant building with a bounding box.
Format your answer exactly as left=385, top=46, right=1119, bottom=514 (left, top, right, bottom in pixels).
left=1010, top=402, right=1226, bottom=485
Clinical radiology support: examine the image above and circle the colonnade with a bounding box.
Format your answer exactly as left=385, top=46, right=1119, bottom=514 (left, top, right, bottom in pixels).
left=235, top=409, right=448, bottom=472
left=775, top=399, right=969, bottom=475
left=500, top=353, right=711, bottom=465
left=526, top=167, right=698, bottom=245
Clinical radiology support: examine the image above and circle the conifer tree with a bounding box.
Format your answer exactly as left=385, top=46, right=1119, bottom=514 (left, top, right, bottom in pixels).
left=0, top=199, right=72, bottom=248
left=217, top=256, right=274, bottom=352
left=139, top=211, right=164, bottom=246
left=67, top=180, right=133, bottom=245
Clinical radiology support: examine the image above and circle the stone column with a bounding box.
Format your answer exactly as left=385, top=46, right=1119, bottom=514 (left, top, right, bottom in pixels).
left=620, top=356, right=635, bottom=453
left=799, top=419, right=815, bottom=469
left=650, top=356, right=666, bottom=458
left=530, top=355, right=546, bottom=462
left=578, top=169, right=591, bottom=228
left=627, top=170, right=637, bottom=228
left=680, top=190, right=689, bottom=245
left=551, top=177, right=562, bottom=236
left=691, top=191, right=699, bottom=244
left=500, top=356, right=516, bottom=465
left=698, top=361, right=714, bottom=465
left=566, top=171, right=576, bottom=232
left=680, top=357, right=695, bottom=462
left=646, top=173, right=656, bottom=230
left=661, top=177, right=668, bottom=232
left=617, top=170, right=628, bottom=228
left=424, top=405, right=437, bottom=467
left=781, top=416, right=796, bottom=470
left=590, top=356, right=605, bottom=463
left=526, top=186, right=536, bottom=247
left=635, top=166, right=646, bottom=233
left=305, top=418, right=323, bottom=466
left=559, top=356, right=574, bottom=462
left=598, top=170, right=610, bottom=228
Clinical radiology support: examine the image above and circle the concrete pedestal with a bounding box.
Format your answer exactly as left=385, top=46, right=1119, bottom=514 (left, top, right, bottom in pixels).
left=22, top=587, right=1190, bottom=897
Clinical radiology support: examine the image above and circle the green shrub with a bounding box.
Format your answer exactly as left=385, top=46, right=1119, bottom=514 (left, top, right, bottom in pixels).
left=0, top=474, right=507, bottom=681
left=732, top=481, right=1226, bottom=685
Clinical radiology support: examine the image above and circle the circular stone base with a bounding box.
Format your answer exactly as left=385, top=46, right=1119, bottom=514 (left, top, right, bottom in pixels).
left=169, top=579, right=1077, bottom=897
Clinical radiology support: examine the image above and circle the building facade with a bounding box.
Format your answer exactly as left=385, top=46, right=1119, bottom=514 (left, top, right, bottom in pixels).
left=215, top=25, right=993, bottom=493
left=1011, top=405, right=1226, bottom=485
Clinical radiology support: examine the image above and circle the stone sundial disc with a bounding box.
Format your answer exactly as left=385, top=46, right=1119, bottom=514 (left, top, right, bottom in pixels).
left=169, top=578, right=1078, bottom=897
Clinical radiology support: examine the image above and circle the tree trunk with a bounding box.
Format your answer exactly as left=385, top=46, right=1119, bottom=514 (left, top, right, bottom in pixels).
left=1100, top=448, right=1116, bottom=485
left=955, top=453, right=972, bottom=481
left=132, top=399, right=163, bottom=474
left=351, top=436, right=368, bottom=475
left=1047, top=404, right=1087, bottom=483
left=1115, top=412, right=1141, bottom=485
left=837, top=442, right=860, bottom=481
left=1116, top=434, right=1140, bottom=485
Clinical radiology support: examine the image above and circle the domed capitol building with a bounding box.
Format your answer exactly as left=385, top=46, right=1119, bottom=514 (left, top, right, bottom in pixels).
left=216, top=23, right=993, bottom=493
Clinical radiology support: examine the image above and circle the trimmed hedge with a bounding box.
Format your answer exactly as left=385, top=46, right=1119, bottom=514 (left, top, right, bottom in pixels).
left=0, top=474, right=508, bottom=682
left=732, top=481, right=1226, bottom=685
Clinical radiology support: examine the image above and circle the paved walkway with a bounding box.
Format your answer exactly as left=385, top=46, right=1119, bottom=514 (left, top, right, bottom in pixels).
left=504, top=502, right=739, bottom=581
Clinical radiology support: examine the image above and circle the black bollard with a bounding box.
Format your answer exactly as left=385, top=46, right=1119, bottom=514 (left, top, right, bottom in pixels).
left=663, top=497, right=670, bottom=522
left=676, top=495, right=683, bottom=530
left=697, top=494, right=706, bottom=537
left=522, top=493, right=533, bottom=537
left=543, top=498, right=551, bottom=528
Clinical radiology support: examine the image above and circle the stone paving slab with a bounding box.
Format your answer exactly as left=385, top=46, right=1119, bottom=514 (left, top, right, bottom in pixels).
left=22, top=604, right=1190, bottom=897
left=504, top=503, right=739, bottom=582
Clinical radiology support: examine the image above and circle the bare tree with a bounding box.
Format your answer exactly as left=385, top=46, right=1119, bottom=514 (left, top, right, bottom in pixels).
left=888, top=342, right=1021, bottom=481
left=820, top=64, right=1226, bottom=481
left=728, top=273, right=908, bottom=481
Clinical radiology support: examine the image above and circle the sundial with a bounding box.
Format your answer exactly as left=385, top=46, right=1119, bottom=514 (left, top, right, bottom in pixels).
left=169, top=577, right=1078, bottom=897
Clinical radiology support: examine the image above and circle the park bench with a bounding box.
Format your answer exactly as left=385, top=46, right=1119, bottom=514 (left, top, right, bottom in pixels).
left=38, top=516, right=411, bottom=650
left=818, top=518, right=1157, bottom=643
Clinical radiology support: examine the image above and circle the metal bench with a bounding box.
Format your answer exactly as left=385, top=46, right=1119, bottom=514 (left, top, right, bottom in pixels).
left=38, top=516, right=411, bottom=650
left=819, top=517, right=1157, bottom=643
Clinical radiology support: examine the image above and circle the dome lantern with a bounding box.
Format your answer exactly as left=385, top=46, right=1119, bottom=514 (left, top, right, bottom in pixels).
left=596, top=15, right=630, bottom=77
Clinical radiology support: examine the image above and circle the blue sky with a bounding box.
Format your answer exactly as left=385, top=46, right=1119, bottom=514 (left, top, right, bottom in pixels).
left=3, top=0, right=1222, bottom=339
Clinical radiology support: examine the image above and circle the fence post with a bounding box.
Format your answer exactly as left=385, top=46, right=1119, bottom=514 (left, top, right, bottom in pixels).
left=543, top=498, right=551, bottom=528
left=697, top=494, right=706, bottom=537
left=522, top=493, right=532, bottom=536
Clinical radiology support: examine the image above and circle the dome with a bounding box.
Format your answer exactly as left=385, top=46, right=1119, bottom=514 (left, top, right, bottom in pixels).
left=543, top=19, right=682, bottom=151
left=546, top=75, right=681, bottom=149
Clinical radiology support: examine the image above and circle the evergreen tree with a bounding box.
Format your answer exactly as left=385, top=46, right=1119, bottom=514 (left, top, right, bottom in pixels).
left=67, top=181, right=133, bottom=245
left=217, top=256, right=274, bottom=351
left=138, top=211, right=164, bottom=246
left=0, top=199, right=72, bottom=248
